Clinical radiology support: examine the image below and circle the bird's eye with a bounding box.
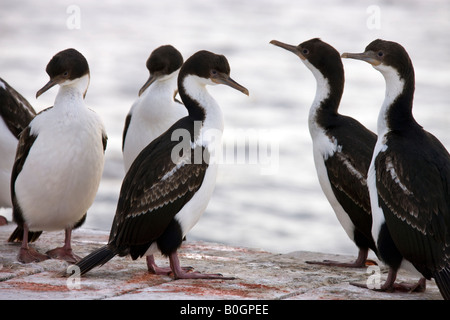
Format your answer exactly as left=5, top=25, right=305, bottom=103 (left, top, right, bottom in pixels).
left=302, top=49, right=309, bottom=55
left=63, top=71, right=69, bottom=77
left=211, top=70, right=218, bottom=76
left=377, top=51, right=384, bottom=57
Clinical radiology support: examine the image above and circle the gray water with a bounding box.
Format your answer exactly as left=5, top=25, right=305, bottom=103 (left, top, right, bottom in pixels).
left=1, top=0, right=449, bottom=255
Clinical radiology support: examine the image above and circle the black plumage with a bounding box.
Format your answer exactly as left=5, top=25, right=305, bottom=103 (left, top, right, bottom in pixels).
left=7, top=48, right=107, bottom=264
left=0, top=78, right=36, bottom=215
left=324, top=120, right=377, bottom=255
left=74, top=50, right=248, bottom=279
left=343, top=39, right=450, bottom=299
left=76, top=120, right=208, bottom=272
left=271, top=38, right=377, bottom=267
left=0, top=78, right=36, bottom=139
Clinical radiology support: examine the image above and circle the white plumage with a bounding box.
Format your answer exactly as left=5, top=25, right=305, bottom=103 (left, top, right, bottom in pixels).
left=9, top=49, right=107, bottom=264
left=303, top=60, right=356, bottom=241
left=122, top=45, right=186, bottom=172
left=16, top=75, right=105, bottom=231
left=123, top=72, right=186, bottom=172
left=75, top=50, right=248, bottom=280
left=367, top=64, right=406, bottom=249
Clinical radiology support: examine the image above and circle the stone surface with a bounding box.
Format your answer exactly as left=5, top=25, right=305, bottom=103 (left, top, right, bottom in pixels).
left=0, top=223, right=443, bottom=300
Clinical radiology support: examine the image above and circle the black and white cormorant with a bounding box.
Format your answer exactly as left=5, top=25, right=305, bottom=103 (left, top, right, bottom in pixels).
left=8, top=49, right=108, bottom=264
left=74, top=50, right=249, bottom=279
left=271, top=38, right=378, bottom=267
left=343, top=39, right=450, bottom=299
left=122, top=45, right=186, bottom=172
left=0, top=78, right=36, bottom=214
left=122, top=45, right=186, bottom=275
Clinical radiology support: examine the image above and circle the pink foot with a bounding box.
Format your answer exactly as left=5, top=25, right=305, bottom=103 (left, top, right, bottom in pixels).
left=172, top=269, right=235, bottom=280
left=169, top=252, right=235, bottom=280
left=351, top=279, right=426, bottom=293
left=0, top=215, right=7, bottom=226
left=306, top=248, right=377, bottom=268
left=389, top=278, right=426, bottom=293
left=350, top=267, right=426, bottom=293
left=146, top=255, right=193, bottom=275
left=306, top=259, right=378, bottom=268
left=46, top=247, right=81, bottom=263
left=45, top=228, right=81, bottom=263
left=18, top=247, right=49, bottom=263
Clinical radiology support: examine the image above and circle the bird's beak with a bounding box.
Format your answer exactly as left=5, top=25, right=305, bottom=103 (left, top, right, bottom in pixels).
left=211, top=72, right=249, bottom=96
left=341, top=51, right=381, bottom=66
left=36, top=77, right=60, bottom=98
left=138, top=74, right=157, bottom=96
left=270, top=40, right=305, bottom=60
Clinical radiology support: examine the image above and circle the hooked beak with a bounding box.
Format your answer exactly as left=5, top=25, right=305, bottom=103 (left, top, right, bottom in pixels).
left=270, top=40, right=305, bottom=60
left=211, top=72, right=249, bottom=96
left=138, top=74, right=157, bottom=96
left=341, top=51, right=381, bottom=66
left=36, top=77, right=61, bottom=98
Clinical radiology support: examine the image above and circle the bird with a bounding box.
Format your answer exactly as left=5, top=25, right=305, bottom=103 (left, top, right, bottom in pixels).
left=270, top=38, right=378, bottom=268
left=122, top=45, right=186, bottom=275
left=122, top=45, right=187, bottom=172
left=73, top=50, right=249, bottom=280
left=342, top=39, right=450, bottom=299
left=7, top=48, right=108, bottom=264
left=0, top=78, right=36, bottom=211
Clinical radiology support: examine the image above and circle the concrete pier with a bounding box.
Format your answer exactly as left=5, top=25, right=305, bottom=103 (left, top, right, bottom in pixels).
left=0, top=223, right=443, bottom=300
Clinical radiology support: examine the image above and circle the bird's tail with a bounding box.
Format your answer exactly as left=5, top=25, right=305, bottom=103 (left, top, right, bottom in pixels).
left=434, top=268, right=450, bottom=300
left=74, top=245, right=117, bottom=276
left=7, top=226, right=42, bottom=243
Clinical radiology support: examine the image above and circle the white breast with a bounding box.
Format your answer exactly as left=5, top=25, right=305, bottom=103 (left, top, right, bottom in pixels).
left=15, top=92, right=105, bottom=231
left=174, top=99, right=224, bottom=238
left=369, top=64, right=405, bottom=244
left=123, top=82, right=186, bottom=172
left=175, top=161, right=219, bottom=237
left=306, top=63, right=356, bottom=240
left=311, top=132, right=356, bottom=240
left=368, top=136, right=387, bottom=243
left=143, top=75, right=225, bottom=257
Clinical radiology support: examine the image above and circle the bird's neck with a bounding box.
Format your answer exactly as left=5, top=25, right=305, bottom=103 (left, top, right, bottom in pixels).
left=142, top=72, right=178, bottom=98
left=140, top=76, right=180, bottom=117
left=178, top=75, right=224, bottom=133
left=376, top=64, right=417, bottom=135
left=54, top=74, right=90, bottom=109
left=306, top=61, right=344, bottom=133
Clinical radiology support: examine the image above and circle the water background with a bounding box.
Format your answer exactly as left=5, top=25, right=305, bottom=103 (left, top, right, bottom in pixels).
left=1, top=0, right=449, bottom=256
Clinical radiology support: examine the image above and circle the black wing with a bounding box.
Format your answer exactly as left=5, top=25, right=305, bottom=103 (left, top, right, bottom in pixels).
left=324, top=116, right=377, bottom=251
left=8, top=108, right=56, bottom=242
left=376, top=130, right=450, bottom=278
left=0, top=78, right=36, bottom=138
left=109, top=117, right=208, bottom=254
left=8, top=125, right=40, bottom=242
